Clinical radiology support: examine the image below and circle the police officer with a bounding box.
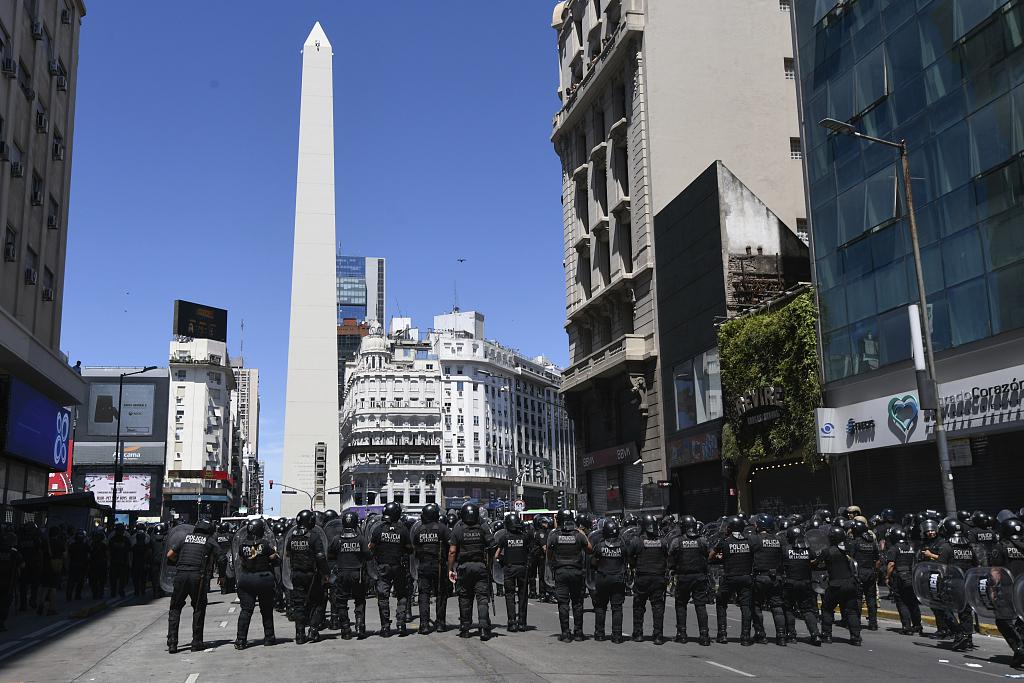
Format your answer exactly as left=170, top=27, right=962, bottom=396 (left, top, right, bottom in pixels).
left=883, top=527, right=922, bottom=635
left=781, top=526, right=821, bottom=645
left=591, top=519, right=627, bottom=643
left=628, top=513, right=668, bottom=644
left=286, top=509, right=330, bottom=644
left=989, top=517, right=1024, bottom=669
left=165, top=519, right=220, bottom=653
left=813, top=525, right=862, bottom=646
left=330, top=511, right=369, bottom=640
left=413, top=502, right=450, bottom=634
left=150, top=524, right=169, bottom=598
left=448, top=502, right=495, bottom=640
left=918, top=517, right=956, bottom=639
left=130, top=525, right=152, bottom=597
left=545, top=509, right=591, bottom=642
left=66, top=530, right=89, bottom=601
left=495, top=512, right=530, bottom=633
left=668, top=515, right=711, bottom=646
left=88, top=528, right=108, bottom=599
left=711, top=515, right=754, bottom=645
left=369, top=502, right=413, bottom=637
left=848, top=518, right=881, bottom=631
left=969, top=512, right=999, bottom=566
left=944, top=518, right=980, bottom=651
left=529, top=516, right=552, bottom=602
left=108, top=523, right=131, bottom=598
left=750, top=514, right=787, bottom=646
left=213, top=522, right=235, bottom=594
left=0, top=533, right=25, bottom=631
left=234, top=518, right=279, bottom=649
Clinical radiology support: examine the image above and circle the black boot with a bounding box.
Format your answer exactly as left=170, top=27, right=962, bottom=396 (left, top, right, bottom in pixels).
left=632, top=631, right=644, bottom=643
left=398, top=623, right=409, bottom=637
left=559, top=631, right=572, bottom=642
left=652, top=633, right=666, bottom=646
left=379, top=622, right=392, bottom=638
left=480, top=627, right=492, bottom=642
left=167, top=638, right=177, bottom=654
left=776, top=634, right=787, bottom=647
left=295, top=624, right=308, bottom=645
left=234, top=639, right=246, bottom=650
left=573, top=630, right=585, bottom=642
left=264, top=634, right=276, bottom=646
left=190, top=640, right=205, bottom=652
left=308, top=628, right=321, bottom=643
left=356, top=619, right=368, bottom=640
left=810, top=634, right=822, bottom=646
left=675, top=631, right=687, bottom=644
left=698, top=633, right=711, bottom=646
left=716, top=632, right=728, bottom=644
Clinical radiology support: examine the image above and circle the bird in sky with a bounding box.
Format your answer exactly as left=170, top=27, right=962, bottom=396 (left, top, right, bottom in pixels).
left=457, top=258, right=467, bottom=263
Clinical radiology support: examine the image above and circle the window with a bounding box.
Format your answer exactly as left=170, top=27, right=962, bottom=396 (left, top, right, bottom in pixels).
left=789, top=137, right=803, bottom=160
left=694, top=349, right=722, bottom=423
left=795, top=218, right=808, bottom=243
left=673, top=359, right=697, bottom=430
left=779, top=0, right=790, bottom=10
left=784, top=58, right=795, bottom=80
left=3, top=227, right=15, bottom=262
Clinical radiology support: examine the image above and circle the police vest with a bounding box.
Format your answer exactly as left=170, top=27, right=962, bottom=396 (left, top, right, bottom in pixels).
left=823, top=545, right=854, bottom=581
left=996, top=540, right=1024, bottom=575
left=415, top=523, right=445, bottom=564
left=550, top=530, right=584, bottom=569
left=374, top=524, right=406, bottom=566
left=457, top=525, right=487, bottom=563
left=890, top=543, right=916, bottom=577
left=502, top=532, right=528, bottom=567
left=239, top=539, right=273, bottom=573
left=850, top=537, right=879, bottom=568
left=720, top=535, right=753, bottom=577
left=782, top=546, right=812, bottom=581
left=334, top=532, right=364, bottom=573
left=671, top=536, right=708, bottom=574
left=949, top=536, right=977, bottom=570
left=177, top=533, right=213, bottom=571
left=752, top=534, right=783, bottom=573
left=595, top=540, right=626, bottom=577
left=634, top=536, right=667, bottom=575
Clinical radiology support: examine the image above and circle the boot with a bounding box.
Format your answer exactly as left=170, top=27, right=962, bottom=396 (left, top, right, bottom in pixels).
left=356, top=618, right=368, bottom=640
left=559, top=631, right=572, bottom=642
left=753, top=631, right=767, bottom=644
left=675, top=631, right=687, bottom=644
left=341, top=625, right=352, bottom=640
left=850, top=635, right=863, bottom=646
left=821, top=633, right=833, bottom=644
left=459, top=628, right=472, bottom=638
left=698, top=633, right=711, bottom=646
left=776, top=634, right=787, bottom=647
left=295, top=624, right=308, bottom=645
left=379, top=623, right=392, bottom=638
left=632, top=631, right=644, bottom=642
left=234, top=639, right=246, bottom=650
left=611, top=633, right=624, bottom=644
left=190, top=640, right=205, bottom=652
left=594, top=631, right=606, bottom=641
left=480, top=627, right=492, bottom=642
left=810, top=634, right=822, bottom=646
left=264, top=634, right=276, bottom=646
left=398, top=623, right=409, bottom=637
left=951, top=634, right=970, bottom=651
left=1010, top=651, right=1024, bottom=670
left=435, top=621, right=448, bottom=633
left=716, top=632, right=728, bottom=644
left=167, top=638, right=177, bottom=654
left=420, top=621, right=434, bottom=635
left=652, top=633, right=666, bottom=646
left=573, top=630, right=585, bottom=642
left=867, top=621, right=879, bottom=631
left=307, top=628, right=321, bottom=643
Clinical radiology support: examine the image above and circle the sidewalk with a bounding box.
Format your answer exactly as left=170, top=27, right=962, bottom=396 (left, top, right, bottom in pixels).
left=0, top=587, right=147, bottom=648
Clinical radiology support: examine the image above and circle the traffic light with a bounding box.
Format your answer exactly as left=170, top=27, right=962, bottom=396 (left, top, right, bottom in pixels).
left=269, top=480, right=274, bottom=490
left=557, top=490, right=565, bottom=509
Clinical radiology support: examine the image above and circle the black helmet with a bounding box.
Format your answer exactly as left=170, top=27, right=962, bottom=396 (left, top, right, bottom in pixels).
left=601, top=519, right=620, bottom=539
left=920, top=519, right=940, bottom=538
left=851, top=520, right=868, bottom=537
left=194, top=518, right=213, bottom=533
left=640, top=513, right=658, bottom=535
left=868, top=514, right=882, bottom=528
left=881, top=508, right=896, bottom=523
left=971, top=511, right=991, bottom=529
left=827, top=525, right=847, bottom=545
left=506, top=512, right=524, bottom=533
left=246, top=518, right=265, bottom=538
left=814, top=509, right=832, bottom=524
left=778, top=517, right=792, bottom=532
left=941, top=518, right=962, bottom=538
left=421, top=503, right=441, bottom=523
left=323, top=509, right=340, bottom=522
left=493, top=520, right=504, bottom=532
left=886, top=527, right=907, bottom=544
left=956, top=510, right=972, bottom=525
left=556, top=509, right=575, bottom=528
left=922, top=509, right=942, bottom=521
left=679, top=515, right=698, bottom=536
left=808, top=518, right=821, bottom=529
left=1001, top=517, right=1023, bottom=540
left=296, top=509, right=316, bottom=529
left=726, top=515, right=744, bottom=533
left=790, top=513, right=806, bottom=527
left=786, top=525, right=805, bottom=546
left=754, top=513, right=775, bottom=533
left=902, top=513, right=915, bottom=528
left=461, top=503, right=480, bottom=526
left=446, top=510, right=459, bottom=527
left=996, top=509, right=1018, bottom=525
left=341, top=511, right=359, bottom=529
left=383, top=502, right=403, bottom=522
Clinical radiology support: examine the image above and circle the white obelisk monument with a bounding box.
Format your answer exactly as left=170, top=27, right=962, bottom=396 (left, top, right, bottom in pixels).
left=281, top=22, right=340, bottom=516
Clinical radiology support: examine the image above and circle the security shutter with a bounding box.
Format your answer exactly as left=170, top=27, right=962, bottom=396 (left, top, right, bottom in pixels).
left=750, top=462, right=834, bottom=517
left=623, top=463, right=643, bottom=511
left=589, top=468, right=608, bottom=515
left=674, top=462, right=722, bottom=521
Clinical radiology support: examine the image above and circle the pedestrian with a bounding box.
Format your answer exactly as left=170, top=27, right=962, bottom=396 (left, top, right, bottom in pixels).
left=781, top=525, right=821, bottom=645
left=711, top=515, right=754, bottom=645
left=165, top=519, right=220, bottom=653
left=412, top=503, right=450, bottom=635
left=813, top=525, right=862, bottom=646
left=667, top=515, right=712, bottom=646
left=329, top=511, right=369, bottom=639
left=545, top=509, right=591, bottom=643
left=494, top=512, right=530, bottom=633
left=285, top=509, right=329, bottom=644
left=448, top=502, right=494, bottom=641
left=233, top=518, right=278, bottom=649
left=627, top=513, right=668, bottom=644
left=368, top=502, right=413, bottom=638
left=590, top=518, right=627, bottom=643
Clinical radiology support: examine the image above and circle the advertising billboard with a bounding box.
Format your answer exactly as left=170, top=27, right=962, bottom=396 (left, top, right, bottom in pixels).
left=86, top=383, right=155, bottom=437
left=173, top=300, right=228, bottom=343
left=2, top=377, right=72, bottom=471
left=83, top=473, right=153, bottom=511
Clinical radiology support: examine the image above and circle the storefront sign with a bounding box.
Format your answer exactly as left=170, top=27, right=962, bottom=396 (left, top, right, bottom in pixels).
left=816, top=390, right=927, bottom=454
left=73, top=442, right=167, bottom=466
left=3, top=378, right=72, bottom=471
left=935, top=363, right=1024, bottom=434
left=581, top=442, right=637, bottom=471
left=667, top=429, right=720, bottom=468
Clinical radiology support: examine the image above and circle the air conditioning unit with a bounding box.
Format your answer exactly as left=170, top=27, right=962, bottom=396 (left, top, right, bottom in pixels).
left=56, top=76, right=67, bottom=91
left=3, top=244, right=15, bottom=262
left=61, top=9, right=71, bottom=24
left=52, top=143, right=64, bottom=161
left=30, top=192, right=43, bottom=206
left=24, top=268, right=38, bottom=285
left=11, top=162, right=24, bottom=178
left=35, top=112, right=49, bottom=133
left=47, top=214, right=58, bottom=229
left=41, top=287, right=54, bottom=301
left=0, top=58, right=15, bottom=77
left=48, top=60, right=59, bottom=76
left=31, top=20, right=43, bottom=40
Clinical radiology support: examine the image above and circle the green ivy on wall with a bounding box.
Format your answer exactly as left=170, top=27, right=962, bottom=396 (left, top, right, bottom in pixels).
left=717, top=291, right=822, bottom=464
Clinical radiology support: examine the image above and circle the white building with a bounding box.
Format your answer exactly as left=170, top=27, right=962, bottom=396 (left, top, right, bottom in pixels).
left=337, top=322, right=442, bottom=514
left=230, top=360, right=260, bottom=514
left=164, top=337, right=236, bottom=519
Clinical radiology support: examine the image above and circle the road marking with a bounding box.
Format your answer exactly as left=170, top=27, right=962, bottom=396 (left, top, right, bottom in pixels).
left=706, top=661, right=756, bottom=677
left=937, top=662, right=1002, bottom=679
left=184, top=674, right=199, bottom=683
left=228, top=607, right=236, bottom=613
left=218, top=621, right=228, bottom=628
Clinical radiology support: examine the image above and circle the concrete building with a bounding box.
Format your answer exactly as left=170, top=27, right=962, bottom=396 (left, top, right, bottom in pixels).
left=164, top=337, right=236, bottom=520
left=230, top=360, right=260, bottom=513
left=281, top=22, right=341, bottom=515
left=794, top=0, right=1024, bottom=511
left=0, top=0, right=87, bottom=521
left=551, top=0, right=806, bottom=514
left=336, top=251, right=385, bottom=324
left=337, top=322, right=443, bottom=514
left=337, top=318, right=369, bottom=407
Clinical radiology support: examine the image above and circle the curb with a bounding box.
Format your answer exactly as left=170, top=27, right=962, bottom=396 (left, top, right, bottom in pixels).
left=69, top=600, right=110, bottom=620
left=873, top=607, right=1000, bottom=636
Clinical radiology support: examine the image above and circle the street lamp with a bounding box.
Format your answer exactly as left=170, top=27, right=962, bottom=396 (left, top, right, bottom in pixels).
left=109, top=366, right=158, bottom=525
left=818, top=118, right=957, bottom=515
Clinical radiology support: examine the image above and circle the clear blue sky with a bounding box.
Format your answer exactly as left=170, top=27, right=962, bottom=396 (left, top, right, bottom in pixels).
left=62, top=2, right=567, bottom=515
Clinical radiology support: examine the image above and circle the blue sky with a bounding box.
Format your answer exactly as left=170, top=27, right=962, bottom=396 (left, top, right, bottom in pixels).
left=62, top=2, right=567, bottom=514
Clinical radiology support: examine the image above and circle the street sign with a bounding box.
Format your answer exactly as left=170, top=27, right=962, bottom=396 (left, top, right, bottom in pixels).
left=514, top=499, right=526, bottom=512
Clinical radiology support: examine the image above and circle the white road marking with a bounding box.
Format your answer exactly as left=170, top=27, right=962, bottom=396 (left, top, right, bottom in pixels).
left=965, top=664, right=983, bottom=668
left=937, top=662, right=1002, bottom=678
left=218, top=621, right=228, bottom=628
left=706, top=660, right=756, bottom=677
left=184, top=674, right=199, bottom=683
left=228, top=607, right=236, bottom=613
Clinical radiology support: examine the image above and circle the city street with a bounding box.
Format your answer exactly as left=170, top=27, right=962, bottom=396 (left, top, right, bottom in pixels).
left=1, top=592, right=1019, bottom=682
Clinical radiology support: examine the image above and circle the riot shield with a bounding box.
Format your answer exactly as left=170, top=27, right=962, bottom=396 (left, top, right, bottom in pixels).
left=281, top=525, right=328, bottom=591
left=913, top=561, right=967, bottom=612
left=229, top=525, right=275, bottom=579
left=159, top=524, right=195, bottom=593
left=805, top=528, right=828, bottom=555
left=964, top=566, right=1016, bottom=622
left=363, top=516, right=384, bottom=583
left=491, top=558, right=505, bottom=585
left=585, top=554, right=596, bottom=593
left=323, top=519, right=346, bottom=564
left=1014, top=573, right=1024, bottom=620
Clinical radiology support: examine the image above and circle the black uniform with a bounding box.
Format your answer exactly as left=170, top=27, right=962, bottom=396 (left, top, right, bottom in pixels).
left=496, top=528, right=530, bottom=630
left=546, top=526, right=589, bottom=637
left=17, top=527, right=44, bottom=610
left=213, top=531, right=235, bottom=593
left=628, top=533, right=669, bottom=640
left=329, top=529, right=368, bottom=636
left=750, top=532, right=786, bottom=641
left=130, top=532, right=152, bottom=596
left=150, top=532, right=168, bottom=598
left=922, top=537, right=963, bottom=638
left=849, top=534, right=881, bottom=628
left=989, top=537, right=1024, bottom=660
left=781, top=544, right=820, bottom=639
left=66, top=536, right=89, bottom=601
left=714, top=533, right=754, bottom=642
left=370, top=521, right=412, bottom=632
left=88, top=535, right=108, bottom=599
left=814, top=544, right=862, bottom=641
left=108, top=530, right=131, bottom=598
left=451, top=522, right=494, bottom=634
left=884, top=541, right=921, bottom=633
left=167, top=527, right=220, bottom=649
left=667, top=534, right=711, bottom=641
left=529, top=525, right=551, bottom=600
left=0, top=543, right=24, bottom=629
left=413, top=521, right=450, bottom=631
left=235, top=536, right=277, bottom=644
left=968, top=526, right=999, bottom=566
left=591, top=537, right=627, bottom=639
left=949, top=533, right=979, bottom=641
left=286, top=527, right=330, bottom=639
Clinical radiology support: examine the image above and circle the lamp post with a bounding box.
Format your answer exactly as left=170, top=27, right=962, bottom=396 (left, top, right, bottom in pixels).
left=817, top=118, right=957, bottom=515
left=109, top=366, right=158, bottom=526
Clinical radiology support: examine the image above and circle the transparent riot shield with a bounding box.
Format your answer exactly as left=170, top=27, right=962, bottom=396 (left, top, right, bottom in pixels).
left=281, top=525, right=328, bottom=591
left=805, top=528, right=829, bottom=555
left=363, top=517, right=383, bottom=584
left=964, top=566, right=1016, bottom=622
left=1014, top=573, right=1024, bottom=620
left=323, top=519, right=345, bottom=565
left=159, top=524, right=195, bottom=593
left=913, top=561, right=967, bottom=612
left=491, top=558, right=505, bottom=585
left=229, top=524, right=276, bottom=579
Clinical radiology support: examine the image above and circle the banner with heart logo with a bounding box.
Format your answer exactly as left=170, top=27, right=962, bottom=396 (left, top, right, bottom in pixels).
left=887, top=394, right=919, bottom=440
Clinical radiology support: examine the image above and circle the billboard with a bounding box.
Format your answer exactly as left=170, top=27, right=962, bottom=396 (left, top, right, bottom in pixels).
left=173, top=300, right=228, bottom=343
left=2, top=377, right=72, bottom=471
left=87, top=383, right=155, bottom=437
left=72, top=442, right=167, bottom=466
left=83, top=473, right=153, bottom=511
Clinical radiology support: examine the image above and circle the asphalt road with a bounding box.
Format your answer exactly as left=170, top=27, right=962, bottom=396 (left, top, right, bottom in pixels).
left=1, top=590, right=1020, bottom=682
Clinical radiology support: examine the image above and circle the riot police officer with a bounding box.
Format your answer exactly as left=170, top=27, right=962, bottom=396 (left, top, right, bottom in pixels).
left=213, top=522, right=235, bottom=594
left=968, top=512, right=999, bottom=566
left=150, top=523, right=169, bottom=598
left=711, top=515, right=754, bottom=645
left=750, top=514, right=786, bottom=645
left=66, top=530, right=89, bottom=601
left=989, top=517, right=1024, bottom=669
left=813, top=525, right=862, bottom=645
left=494, top=512, right=530, bottom=632
left=530, top=516, right=552, bottom=602
left=330, top=511, right=369, bottom=639
left=781, top=526, right=821, bottom=645
left=130, top=525, right=152, bottom=597
left=448, top=502, right=494, bottom=640
left=628, top=513, right=668, bottom=644
left=108, top=523, right=131, bottom=598
left=848, top=518, right=881, bottom=630
left=234, top=519, right=278, bottom=649
left=667, top=515, right=711, bottom=646
left=165, top=519, right=220, bottom=653
left=944, top=518, right=980, bottom=650
left=286, top=509, right=330, bottom=644
left=591, top=519, right=627, bottom=643
left=883, top=527, right=922, bottom=636
left=413, top=503, right=450, bottom=634
left=545, top=509, right=591, bottom=642
left=369, top=502, right=414, bottom=637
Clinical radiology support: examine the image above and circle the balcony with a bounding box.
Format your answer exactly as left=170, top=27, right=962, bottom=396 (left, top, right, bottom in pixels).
left=566, top=261, right=650, bottom=326
left=561, top=334, right=649, bottom=393
left=592, top=216, right=609, bottom=238
left=589, top=141, right=607, bottom=164
left=611, top=194, right=631, bottom=216
left=573, top=232, right=591, bottom=252
left=572, top=162, right=588, bottom=182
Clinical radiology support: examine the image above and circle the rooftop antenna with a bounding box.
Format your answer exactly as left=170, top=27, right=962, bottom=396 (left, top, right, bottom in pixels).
left=454, top=258, right=467, bottom=313
left=239, top=318, right=245, bottom=363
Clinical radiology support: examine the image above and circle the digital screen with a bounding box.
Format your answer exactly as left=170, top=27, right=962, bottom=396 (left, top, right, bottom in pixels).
left=87, top=383, right=155, bottom=437
left=173, top=300, right=228, bottom=343
left=3, top=378, right=72, bottom=471
left=83, top=473, right=152, bottom=511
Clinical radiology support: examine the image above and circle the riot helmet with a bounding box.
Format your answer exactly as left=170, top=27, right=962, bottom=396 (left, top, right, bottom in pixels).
left=555, top=509, right=575, bottom=528
left=421, top=503, right=441, bottom=524
left=868, top=514, right=882, bottom=529
left=726, top=515, right=744, bottom=534
left=446, top=510, right=460, bottom=527
left=506, top=512, right=524, bottom=533
left=851, top=519, right=868, bottom=537
left=296, top=509, right=316, bottom=529
left=341, top=511, right=359, bottom=529
left=886, top=527, right=907, bottom=544
left=956, top=510, right=972, bottom=525
left=827, top=525, right=847, bottom=545
left=461, top=503, right=481, bottom=526
left=971, top=511, right=992, bottom=529
left=323, top=509, right=340, bottom=523
left=383, top=502, right=403, bottom=523
left=679, top=515, right=698, bottom=537
left=814, top=509, right=833, bottom=524
left=881, top=508, right=897, bottom=524
left=1000, top=517, right=1022, bottom=540
left=218, top=522, right=231, bottom=533
left=194, top=518, right=213, bottom=534
left=790, top=513, right=806, bottom=527
left=941, top=518, right=963, bottom=538
left=754, top=513, right=776, bottom=533
left=640, top=513, right=658, bottom=536
left=601, top=519, right=620, bottom=540
left=920, top=518, right=940, bottom=539
left=786, top=525, right=806, bottom=547
left=246, top=518, right=266, bottom=538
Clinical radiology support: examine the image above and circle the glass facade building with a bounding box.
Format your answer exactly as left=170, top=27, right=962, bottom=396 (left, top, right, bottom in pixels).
left=794, top=0, right=1024, bottom=383
left=337, top=254, right=369, bottom=322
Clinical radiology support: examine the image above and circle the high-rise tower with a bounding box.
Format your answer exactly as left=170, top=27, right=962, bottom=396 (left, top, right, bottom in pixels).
left=281, top=22, right=340, bottom=515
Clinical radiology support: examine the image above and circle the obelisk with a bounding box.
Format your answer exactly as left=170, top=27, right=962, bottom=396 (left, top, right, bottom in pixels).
left=281, top=22, right=340, bottom=516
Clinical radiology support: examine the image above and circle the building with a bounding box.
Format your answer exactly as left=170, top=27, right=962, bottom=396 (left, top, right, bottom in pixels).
left=230, top=359, right=260, bottom=514
left=337, top=318, right=369, bottom=406
left=337, top=322, right=443, bottom=514
left=430, top=311, right=575, bottom=511
left=164, top=336, right=237, bottom=521
left=551, top=0, right=806, bottom=514
left=794, top=0, right=1024, bottom=512
left=72, top=367, right=168, bottom=521
left=281, top=22, right=342, bottom=516
left=336, top=251, right=385, bottom=324
left=0, top=0, right=87, bottom=522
